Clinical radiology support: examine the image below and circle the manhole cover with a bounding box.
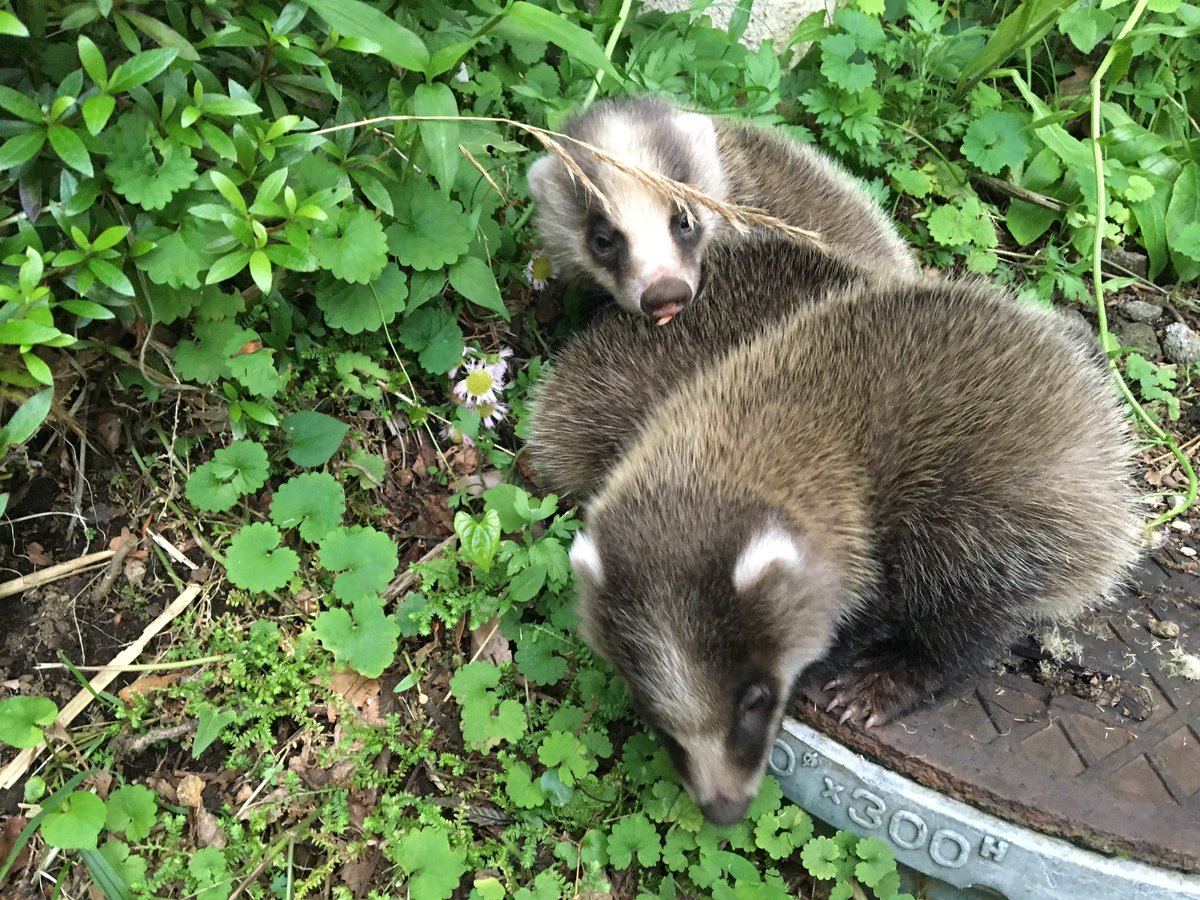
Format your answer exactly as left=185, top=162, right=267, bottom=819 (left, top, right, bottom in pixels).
left=792, top=552, right=1200, bottom=873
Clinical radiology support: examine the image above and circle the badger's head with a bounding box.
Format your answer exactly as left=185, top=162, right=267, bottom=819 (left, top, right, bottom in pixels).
left=568, top=518, right=841, bottom=826
left=527, top=95, right=729, bottom=321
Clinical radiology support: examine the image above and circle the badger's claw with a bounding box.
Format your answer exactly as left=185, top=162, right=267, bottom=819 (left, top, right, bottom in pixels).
left=822, top=670, right=908, bottom=729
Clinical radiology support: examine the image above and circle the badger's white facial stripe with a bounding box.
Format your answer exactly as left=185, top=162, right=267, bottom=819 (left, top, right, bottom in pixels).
left=569, top=531, right=604, bottom=585
left=733, top=525, right=804, bottom=593
left=526, top=154, right=558, bottom=202
left=679, top=731, right=767, bottom=810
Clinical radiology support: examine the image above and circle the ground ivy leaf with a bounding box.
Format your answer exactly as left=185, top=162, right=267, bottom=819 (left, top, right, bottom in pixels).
left=227, top=347, right=282, bottom=398
left=448, top=256, right=508, bottom=319
left=188, top=847, right=229, bottom=898
left=397, top=306, right=463, bottom=375
left=185, top=439, right=269, bottom=512
left=281, top=410, right=349, bottom=467
left=106, top=114, right=197, bottom=210
left=538, top=730, right=596, bottom=786
left=0, top=695, right=57, bottom=748
left=393, top=827, right=467, bottom=900
left=386, top=183, right=472, bottom=270
left=505, top=760, right=547, bottom=808
left=270, top=472, right=345, bottom=542
left=316, top=525, right=398, bottom=602
left=314, top=596, right=399, bottom=679
left=820, top=34, right=875, bottom=93
left=961, top=110, right=1031, bottom=176
left=41, top=791, right=106, bottom=850
left=927, top=196, right=997, bottom=248
left=515, top=629, right=569, bottom=685
left=104, top=785, right=157, bottom=841
left=463, top=696, right=527, bottom=748
left=225, top=522, right=299, bottom=593
left=311, top=207, right=387, bottom=284
left=315, top=264, right=407, bottom=334
left=607, top=813, right=661, bottom=869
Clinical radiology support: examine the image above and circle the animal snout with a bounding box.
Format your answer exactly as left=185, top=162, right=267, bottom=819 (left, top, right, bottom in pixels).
left=640, top=277, right=692, bottom=321
left=699, top=793, right=750, bottom=827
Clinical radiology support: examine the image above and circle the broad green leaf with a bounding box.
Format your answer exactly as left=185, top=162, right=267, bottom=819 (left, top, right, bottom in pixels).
left=205, top=249, right=252, bottom=284
left=281, top=410, right=349, bottom=467
left=0, top=129, right=45, bottom=171
left=269, top=472, right=345, bottom=542
left=88, top=258, right=135, bottom=295
left=0, top=84, right=42, bottom=122
left=455, top=509, right=501, bottom=571
left=41, top=792, right=106, bottom=850
left=248, top=250, right=272, bottom=293
left=961, top=110, right=1031, bottom=175
left=413, top=82, right=460, bottom=196
left=21, top=352, right=53, bottom=385
left=397, top=306, right=463, bottom=374
left=316, top=525, right=398, bottom=603
left=82, top=843, right=138, bottom=900
left=82, top=94, right=116, bottom=134
left=313, top=595, right=400, bottom=678
left=209, top=170, right=248, bottom=213
left=1058, top=4, right=1116, bottom=54
left=0, top=320, right=63, bottom=344
left=92, top=225, right=130, bottom=252
left=201, top=96, right=263, bottom=116
left=607, top=813, right=661, bottom=869
left=1166, top=163, right=1200, bottom=281
left=314, top=266, right=408, bottom=335
left=496, top=3, right=621, bottom=83
left=118, top=11, right=197, bottom=60
left=311, top=207, right=388, bottom=284
left=959, top=0, right=1076, bottom=91
left=104, top=785, right=157, bottom=841
left=185, top=439, right=270, bottom=512
left=77, top=35, right=107, bottom=86
left=0, top=10, right=29, bottom=36
left=304, top=0, right=430, bottom=73
left=0, top=696, right=57, bottom=748
left=225, top=522, right=300, bottom=593
left=392, top=828, right=467, bottom=900
left=386, top=185, right=473, bottom=270
left=449, top=256, right=508, bottom=319
left=107, top=47, right=179, bottom=93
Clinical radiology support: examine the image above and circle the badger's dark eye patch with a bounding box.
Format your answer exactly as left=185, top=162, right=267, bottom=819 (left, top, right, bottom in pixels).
left=740, top=683, right=771, bottom=717
left=586, top=217, right=623, bottom=261
left=671, top=208, right=701, bottom=246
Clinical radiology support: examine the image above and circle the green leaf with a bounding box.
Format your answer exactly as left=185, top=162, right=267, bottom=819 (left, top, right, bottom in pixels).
left=88, top=258, right=135, bottom=295
left=45, top=124, right=91, bottom=176
left=515, top=629, right=569, bottom=684
left=1175, top=223, right=1200, bottom=264
left=21, top=352, right=53, bottom=386
left=226, top=522, right=300, bottom=593
left=0, top=129, right=46, bottom=171
left=397, top=306, right=464, bottom=375
left=820, top=34, right=875, bottom=93
left=269, top=472, right=345, bottom=542
left=958, top=0, right=1075, bottom=90
left=496, top=3, right=621, bottom=83
left=387, top=183, right=473, bottom=270
left=106, top=115, right=198, bottom=209
left=1006, top=199, right=1059, bottom=246
left=312, top=207, right=388, bottom=284
left=0, top=11, right=29, bottom=36
left=314, top=595, right=400, bottom=678
left=185, top=439, right=270, bottom=512
left=92, top=226, right=130, bottom=252
left=538, top=730, right=597, bottom=786
left=854, top=837, right=897, bottom=888
left=205, top=249, right=252, bottom=285
left=209, top=170, right=248, bottom=214
left=505, top=761, right=547, bottom=808
left=0, top=85, right=42, bottom=122
left=800, top=835, right=846, bottom=880
left=0, top=388, right=53, bottom=454
left=928, top=196, right=997, bottom=248
left=961, top=110, right=1031, bottom=175
left=1058, top=4, right=1116, bottom=54
left=315, top=265, right=408, bottom=335
left=108, top=48, right=179, bottom=93
left=104, top=785, right=157, bottom=841
left=454, top=509, right=501, bottom=571
left=0, top=319, right=63, bottom=344
left=248, top=250, right=272, bottom=293
left=192, top=703, right=238, bottom=758
left=392, top=828, right=467, bottom=900
left=317, top=525, right=399, bottom=603
left=41, top=792, right=106, bottom=850
left=281, top=410, right=349, bottom=467
left=607, top=814, right=661, bottom=869
left=413, top=83, right=460, bottom=196
left=119, top=10, right=198, bottom=59
left=188, top=847, right=229, bottom=898
left=449, top=256, right=508, bottom=319
left=0, top=696, right=57, bottom=748
left=305, top=0, right=430, bottom=72
left=86, top=840, right=143, bottom=900
left=78, top=35, right=108, bottom=86
left=1166, top=163, right=1200, bottom=281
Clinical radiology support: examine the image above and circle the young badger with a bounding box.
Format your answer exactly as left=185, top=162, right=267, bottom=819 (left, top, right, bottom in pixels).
left=526, top=235, right=877, bottom=502
left=526, top=94, right=918, bottom=321
left=560, top=238, right=1142, bottom=827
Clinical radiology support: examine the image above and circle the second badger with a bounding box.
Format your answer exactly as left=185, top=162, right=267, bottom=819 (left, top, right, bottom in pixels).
left=551, top=234, right=1142, bottom=827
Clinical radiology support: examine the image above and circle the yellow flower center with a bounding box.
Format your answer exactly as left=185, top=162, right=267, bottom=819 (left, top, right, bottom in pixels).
left=532, top=255, right=553, bottom=280
left=464, top=369, right=494, bottom=397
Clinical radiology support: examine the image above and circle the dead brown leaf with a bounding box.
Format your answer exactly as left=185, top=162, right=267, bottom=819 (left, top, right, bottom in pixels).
left=177, top=773, right=206, bottom=809
left=193, top=805, right=228, bottom=848
left=470, top=616, right=511, bottom=665
left=320, top=671, right=384, bottom=724
left=118, top=672, right=184, bottom=704
left=26, top=543, right=53, bottom=566
left=0, top=816, right=30, bottom=888
left=337, top=845, right=384, bottom=898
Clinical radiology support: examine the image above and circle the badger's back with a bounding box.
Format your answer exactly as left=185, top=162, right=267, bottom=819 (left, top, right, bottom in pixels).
left=715, top=120, right=920, bottom=277
left=526, top=235, right=874, bottom=501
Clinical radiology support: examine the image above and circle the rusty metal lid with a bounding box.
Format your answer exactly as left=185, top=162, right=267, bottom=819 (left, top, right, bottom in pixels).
left=794, top=551, right=1200, bottom=873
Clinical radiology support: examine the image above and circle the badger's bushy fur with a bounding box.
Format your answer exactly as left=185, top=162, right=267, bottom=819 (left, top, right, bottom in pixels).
left=526, top=236, right=876, bottom=501
left=557, top=234, right=1142, bottom=826
left=527, top=95, right=918, bottom=319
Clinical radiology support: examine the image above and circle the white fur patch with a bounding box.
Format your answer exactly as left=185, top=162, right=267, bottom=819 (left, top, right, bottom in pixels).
left=733, top=525, right=804, bottom=593
left=526, top=154, right=557, bottom=202
left=569, top=531, right=604, bottom=585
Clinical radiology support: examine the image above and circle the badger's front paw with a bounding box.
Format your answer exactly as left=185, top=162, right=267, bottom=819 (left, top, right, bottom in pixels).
left=823, top=669, right=919, bottom=729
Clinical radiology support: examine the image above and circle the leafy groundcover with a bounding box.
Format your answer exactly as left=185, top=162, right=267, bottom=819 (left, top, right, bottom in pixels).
left=0, top=0, right=1197, bottom=897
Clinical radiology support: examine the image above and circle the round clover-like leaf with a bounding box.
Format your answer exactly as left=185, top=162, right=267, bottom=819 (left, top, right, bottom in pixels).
left=392, top=827, right=467, bottom=900
left=386, top=182, right=472, bottom=271
left=313, top=595, right=400, bottom=678
left=961, top=110, right=1031, bottom=176
left=311, top=207, right=388, bottom=284
left=41, top=791, right=106, bottom=850
left=269, top=472, right=345, bottom=542
left=0, top=695, right=57, bottom=748
left=225, top=522, right=299, bottom=593
left=185, top=439, right=270, bottom=513
left=281, top=410, right=350, bottom=467
left=316, top=525, right=398, bottom=603
left=315, top=264, right=407, bottom=335
left=105, top=784, right=158, bottom=841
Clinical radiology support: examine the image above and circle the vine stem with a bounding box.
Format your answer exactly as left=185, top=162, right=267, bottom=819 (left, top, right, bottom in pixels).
left=1088, top=0, right=1197, bottom=530
left=584, top=0, right=635, bottom=107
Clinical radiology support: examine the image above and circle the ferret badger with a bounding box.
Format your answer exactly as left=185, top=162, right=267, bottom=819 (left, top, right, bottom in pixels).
left=527, top=94, right=917, bottom=321
left=563, top=239, right=1142, bottom=827
left=527, top=235, right=878, bottom=501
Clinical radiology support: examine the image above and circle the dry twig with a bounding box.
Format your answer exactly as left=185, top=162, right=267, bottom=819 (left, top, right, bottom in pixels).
left=0, top=550, right=115, bottom=601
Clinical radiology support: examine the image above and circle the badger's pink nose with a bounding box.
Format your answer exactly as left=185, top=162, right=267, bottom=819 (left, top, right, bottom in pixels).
left=640, top=277, right=692, bottom=321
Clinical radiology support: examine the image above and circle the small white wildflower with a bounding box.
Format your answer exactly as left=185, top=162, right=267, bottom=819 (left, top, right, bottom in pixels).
left=524, top=252, right=552, bottom=291
left=440, top=423, right=475, bottom=447
left=453, top=360, right=500, bottom=407
left=478, top=401, right=508, bottom=429
left=455, top=62, right=470, bottom=83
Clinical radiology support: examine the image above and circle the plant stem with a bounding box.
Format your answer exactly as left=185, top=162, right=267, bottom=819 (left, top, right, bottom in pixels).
left=584, top=0, right=635, bottom=106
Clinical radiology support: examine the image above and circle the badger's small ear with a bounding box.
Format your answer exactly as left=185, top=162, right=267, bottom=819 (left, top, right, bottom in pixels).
left=674, top=111, right=718, bottom=146
left=733, top=524, right=804, bottom=593
left=526, top=154, right=559, bottom=202
left=569, top=530, right=604, bottom=587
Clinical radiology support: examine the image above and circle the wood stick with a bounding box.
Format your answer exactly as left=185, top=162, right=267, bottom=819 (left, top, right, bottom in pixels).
left=0, top=550, right=115, bottom=600
left=0, top=583, right=202, bottom=790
